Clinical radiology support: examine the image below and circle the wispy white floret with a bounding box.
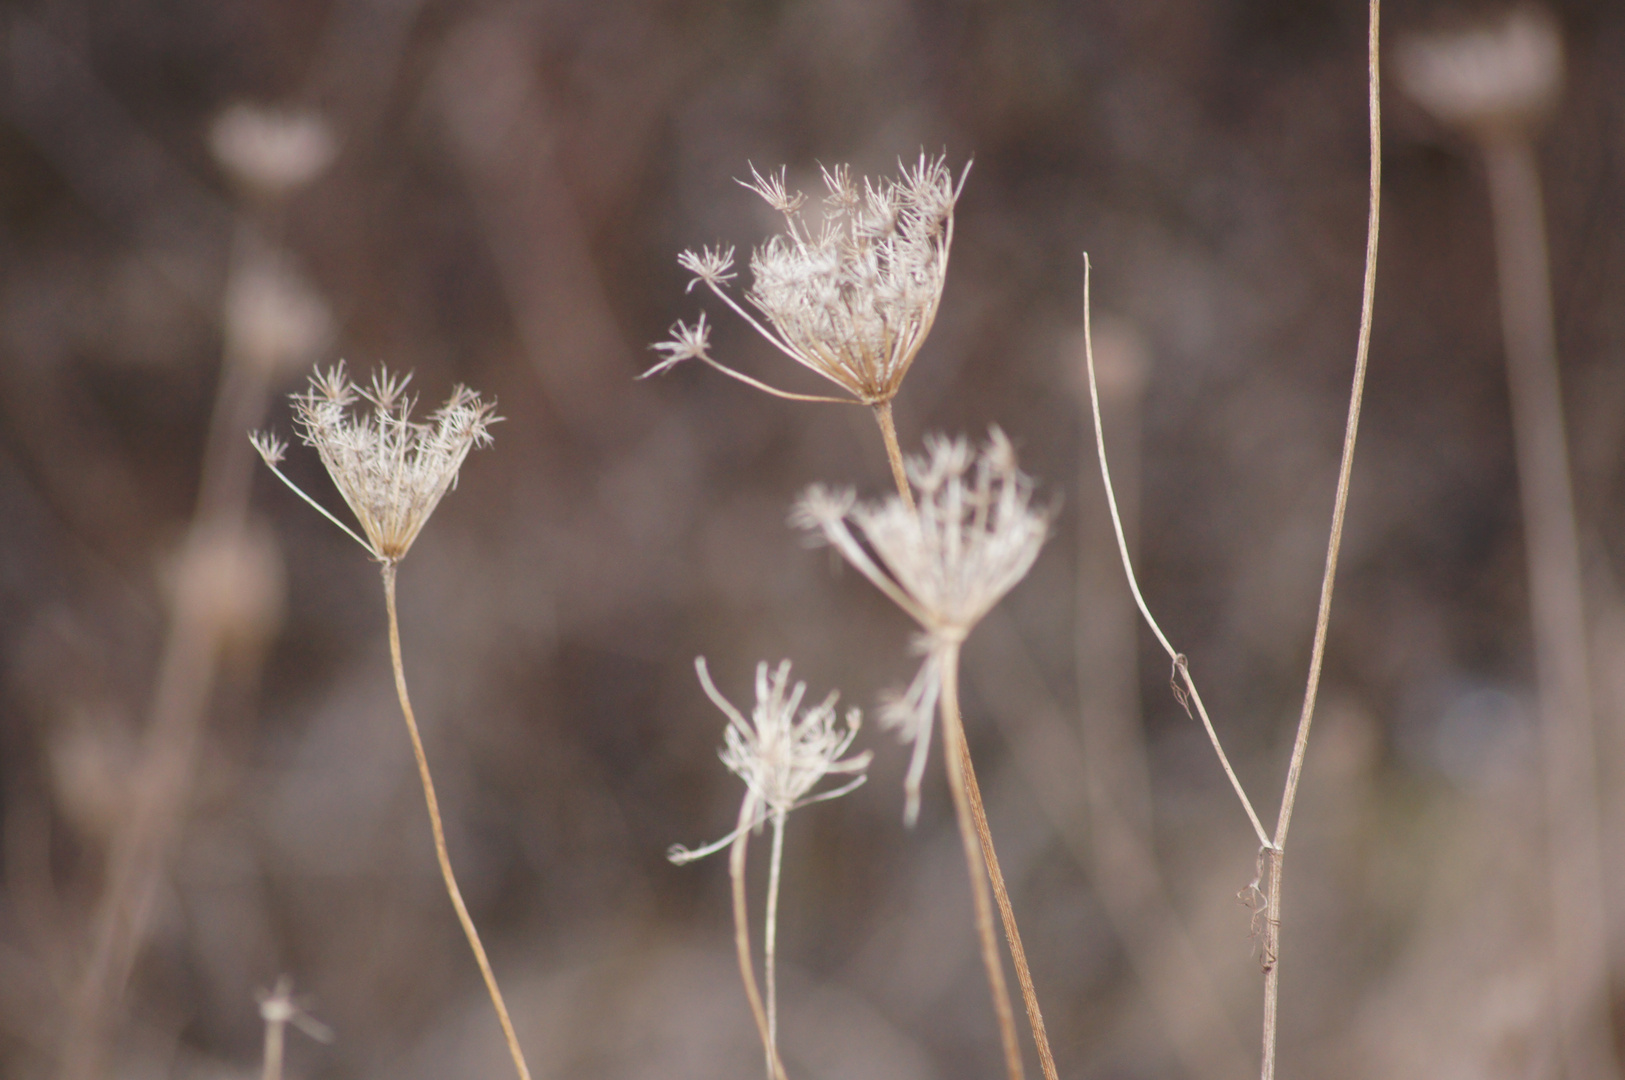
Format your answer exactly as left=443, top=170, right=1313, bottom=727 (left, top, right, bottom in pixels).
left=647, top=154, right=967, bottom=405
left=794, top=428, right=1048, bottom=823
left=251, top=363, right=498, bottom=564
left=669, top=658, right=871, bottom=864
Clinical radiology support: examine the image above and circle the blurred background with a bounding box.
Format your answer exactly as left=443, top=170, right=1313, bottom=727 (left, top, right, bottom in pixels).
left=3, top=0, right=1625, bottom=1077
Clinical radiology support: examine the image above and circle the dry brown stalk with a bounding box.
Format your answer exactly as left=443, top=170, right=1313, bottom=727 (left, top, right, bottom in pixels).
left=382, top=564, right=533, bottom=1080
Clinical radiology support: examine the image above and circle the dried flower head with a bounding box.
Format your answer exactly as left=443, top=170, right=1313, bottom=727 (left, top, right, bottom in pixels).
left=794, top=429, right=1048, bottom=822
left=210, top=103, right=337, bottom=197
left=1398, top=9, right=1563, bottom=136
left=669, top=658, right=871, bottom=864
left=251, top=363, right=498, bottom=564
left=645, top=154, right=967, bottom=406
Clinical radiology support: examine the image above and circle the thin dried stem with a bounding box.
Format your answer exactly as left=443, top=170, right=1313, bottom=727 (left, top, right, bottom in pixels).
left=872, top=401, right=917, bottom=512
left=954, top=719, right=1059, bottom=1080
left=938, top=641, right=1025, bottom=1080
left=1082, top=259, right=1270, bottom=851
left=1261, top=3, right=1381, bottom=1077
left=765, top=809, right=787, bottom=1066
left=729, top=798, right=792, bottom=1080
left=382, top=563, right=532, bottom=1080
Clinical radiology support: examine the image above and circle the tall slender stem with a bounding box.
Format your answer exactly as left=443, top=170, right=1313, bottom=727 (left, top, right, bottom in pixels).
left=729, top=798, right=792, bottom=1080
left=954, top=716, right=1060, bottom=1080
left=938, top=641, right=1025, bottom=1080
left=1260, top=3, right=1380, bottom=1077
left=873, top=400, right=917, bottom=512
left=382, top=563, right=533, bottom=1080
left=1481, top=132, right=1619, bottom=1080
left=765, top=809, right=787, bottom=1066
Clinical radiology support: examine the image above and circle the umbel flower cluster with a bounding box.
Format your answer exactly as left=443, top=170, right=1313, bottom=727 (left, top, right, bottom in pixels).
left=795, top=428, right=1049, bottom=823
left=669, top=658, right=871, bottom=864
left=252, top=363, right=499, bottom=564
left=646, top=154, right=966, bottom=406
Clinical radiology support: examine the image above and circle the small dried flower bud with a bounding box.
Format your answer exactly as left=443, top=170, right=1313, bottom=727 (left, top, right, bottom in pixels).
left=210, top=103, right=337, bottom=198
left=1399, top=10, right=1563, bottom=138
left=225, top=254, right=334, bottom=375
left=669, top=657, right=871, bottom=864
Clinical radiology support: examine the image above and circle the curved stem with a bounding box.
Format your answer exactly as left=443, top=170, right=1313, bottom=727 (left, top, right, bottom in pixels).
left=938, top=642, right=1025, bottom=1080
left=954, top=715, right=1060, bottom=1080
left=382, top=563, right=533, bottom=1080
left=872, top=400, right=917, bottom=512
left=730, top=797, right=792, bottom=1080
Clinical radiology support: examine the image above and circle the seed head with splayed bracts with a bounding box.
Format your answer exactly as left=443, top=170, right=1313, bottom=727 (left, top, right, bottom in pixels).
left=646, top=154, right=967, bottom=406
left=251, top=363, right=498, bottom=564
left=669, top=658, right=871, bottom=864
left=794, top=428, right=1048, bottom=823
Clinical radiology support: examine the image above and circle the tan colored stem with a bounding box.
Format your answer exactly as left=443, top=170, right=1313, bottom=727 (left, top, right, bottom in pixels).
left=729, top=798, right=792, bottom=1080
left=938, top=641, right=1025, bottom=1080
left=872, top=400, right=916, bottom=512
left=954, top=717, right=1060, bottom=1080
left=1261, top=4, right=1380, bottom=1077
left=382, top=563, right=533, bottom=1080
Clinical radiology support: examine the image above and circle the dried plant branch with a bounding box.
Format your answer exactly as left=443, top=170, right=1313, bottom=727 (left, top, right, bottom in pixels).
left=873, top=400, right=918, bottom=512
left=1081, top=258, right=1270, bottom=851
left=382, top=564, right=533, bottom=1080
left=729, top=799, right=793, bottom=1080
left=953, top=719, right=1060, bottom=1080
left=937, top=641, right=1026, bottom=1080
left=1261, top=3, right=1381, bottom=1077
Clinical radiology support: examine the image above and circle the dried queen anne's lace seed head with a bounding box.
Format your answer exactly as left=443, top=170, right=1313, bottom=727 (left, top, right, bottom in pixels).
left=669, top=658, right=871, bottom=864
left=1398, top=9, right=1563, bottom=137
left=794, top=429, right=1049, bottom=823
left=251, top=363, right=498, bottom=564
left=645, top=154, right=967, bottom=406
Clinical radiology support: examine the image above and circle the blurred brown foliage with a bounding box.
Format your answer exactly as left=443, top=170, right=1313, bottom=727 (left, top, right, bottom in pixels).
left=3, top=0, right=1625, bottom=1078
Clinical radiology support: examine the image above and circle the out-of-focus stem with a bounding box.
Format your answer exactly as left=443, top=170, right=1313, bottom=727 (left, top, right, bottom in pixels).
left=938, top=641, right=1025, bottom=1080
left=729, top=798, right=791, bottom=1080
left=382, top=563, right=533, bottom=1080
left=1480, top=132, right=1619, bottom=1080
left=873, top=400, right=916, bottom=512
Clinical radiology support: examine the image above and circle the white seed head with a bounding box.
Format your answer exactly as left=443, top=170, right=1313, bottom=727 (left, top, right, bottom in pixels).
left=209, top=103, right=337, bottom=197
left=256, top=363, right=498, bottom=563
left=1399, top=9, right=1563, bottom=136
left=669, top=658, right=871, bottom=863
left=663, top=155, right=966, bottom=403
left=795, top=427, right=1048, bottom=638
left=793, top=429, right=1048, bottom=824
left=643, top=312, right=713, bottom=379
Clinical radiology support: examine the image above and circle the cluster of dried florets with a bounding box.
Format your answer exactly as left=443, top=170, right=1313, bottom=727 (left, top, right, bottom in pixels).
left=252, top=364, right=499, bottom=564
left=1398, top=9, right=1563, bottom=136
left=670, top=658, right=871, bottom=864
left=795, top=429, right=1049, bottom=823
left=646, top=154, right=966, bottom=406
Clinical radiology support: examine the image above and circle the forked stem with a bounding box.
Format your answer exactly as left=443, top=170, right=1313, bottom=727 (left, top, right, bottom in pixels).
left=938, top=641, right=1025, bottom=1080
left=954, top=707, right=1060, bottom=1080
left=382, top=563, right=533, bottom=1080
left=730, top=799, right=793, bottom=1080
left=873, top=400, right=917, bottom=512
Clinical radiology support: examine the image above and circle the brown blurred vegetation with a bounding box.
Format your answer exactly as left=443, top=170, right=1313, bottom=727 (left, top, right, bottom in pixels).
left=3, top=0, right=1625, bottom=1077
